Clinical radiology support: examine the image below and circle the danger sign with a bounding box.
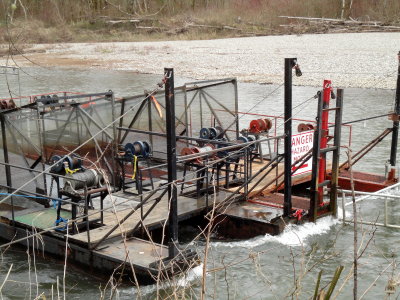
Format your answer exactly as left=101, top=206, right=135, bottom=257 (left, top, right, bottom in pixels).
left=291, top=131, right=313, bottom=176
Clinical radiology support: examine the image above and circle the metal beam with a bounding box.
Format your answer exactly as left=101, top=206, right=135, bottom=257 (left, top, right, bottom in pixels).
left=390, top=51, right=400, bottom=167
left=310, top=91, right=323, bottom=222
left=0, top=113, right=14, bottom=223
left=283, top=58, right=296, bottom=217
left=329, top=89, right=344, bottom=217
left=165, top=68, right=179, bottom=259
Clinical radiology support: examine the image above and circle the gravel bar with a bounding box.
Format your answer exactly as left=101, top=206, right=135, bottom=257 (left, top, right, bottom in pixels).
left=1, top=32, right=399, bottom=89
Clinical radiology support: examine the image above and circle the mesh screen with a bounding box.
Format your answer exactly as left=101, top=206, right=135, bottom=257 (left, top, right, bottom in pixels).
left=119, top=79, right=238, bottom=160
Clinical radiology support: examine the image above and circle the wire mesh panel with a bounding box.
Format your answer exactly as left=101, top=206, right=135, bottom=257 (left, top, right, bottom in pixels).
left=119, top=79, right=238, bottom=161
left=184, top=79, right=238, bottom=141
left=0, top=92, right=117, bottom=196
left=37, top=96, right=115, bottom=161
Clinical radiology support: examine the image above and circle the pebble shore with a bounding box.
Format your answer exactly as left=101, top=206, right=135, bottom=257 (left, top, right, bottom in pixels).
left=2, top=32, right=400, bottom=89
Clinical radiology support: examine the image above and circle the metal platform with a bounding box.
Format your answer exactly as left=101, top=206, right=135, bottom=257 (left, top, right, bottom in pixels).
left=68, top=189, right=235, bottom=248
left=216, top=202, right=286, bottom=238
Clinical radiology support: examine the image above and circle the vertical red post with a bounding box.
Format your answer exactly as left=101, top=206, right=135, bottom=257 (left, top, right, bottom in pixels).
left=318, top=80, right=332, bottom=204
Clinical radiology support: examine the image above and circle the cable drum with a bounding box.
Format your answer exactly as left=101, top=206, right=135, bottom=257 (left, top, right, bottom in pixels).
left=124, top=141, right=152, bottom=159
left=199, top=126, right=224, bottom=140
left=0, top=99, right=16, bottom=110
left=50, top=154, right=82, bottom=174
left=249, top=118, right=272, bottom=133
left=181, top=144, right=215, bottom=163
left=64, top=169, right=104, bottom=191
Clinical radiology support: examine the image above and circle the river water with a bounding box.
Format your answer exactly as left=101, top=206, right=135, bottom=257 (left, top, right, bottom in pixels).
left=0, top=67, right=398, bottom=299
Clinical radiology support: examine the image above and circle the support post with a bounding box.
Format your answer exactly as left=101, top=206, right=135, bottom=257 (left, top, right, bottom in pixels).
left=283, top=58, right=296, bottom=217
left=310, top=92, right=323, bottom=222
left=330, top=89, right=344, bottom=217
left=389, top=51, right=400, bottom=176
left=318, top=80, right=331, bottom=203
left=165, top=68, right=179, bottom=258
left=233, top=79, right=240, bottom=140
left=110, top=91, right=118, bottom=187
left=0, top=114, right=14, bottom=224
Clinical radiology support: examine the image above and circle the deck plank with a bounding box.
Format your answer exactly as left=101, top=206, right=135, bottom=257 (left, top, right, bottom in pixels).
left=69, top=190, right=234, bottom=246
left=95, top=237, right=168, bottom=269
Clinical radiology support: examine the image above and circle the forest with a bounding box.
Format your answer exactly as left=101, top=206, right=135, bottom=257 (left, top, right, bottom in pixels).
left=0, top=0, right=399, bottom=43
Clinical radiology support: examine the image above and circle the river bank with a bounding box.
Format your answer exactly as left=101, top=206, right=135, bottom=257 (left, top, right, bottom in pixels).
left=1, top=32, right=399, bottom=90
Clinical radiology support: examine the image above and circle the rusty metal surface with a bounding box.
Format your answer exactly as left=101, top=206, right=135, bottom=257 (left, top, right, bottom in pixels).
left=249, top=193, right=310, bottom=210
left=222, top=202, right=282, bottom=223
left=95, top=237, right=168, bottom=269
left=328, top=170, right=393, bottom=193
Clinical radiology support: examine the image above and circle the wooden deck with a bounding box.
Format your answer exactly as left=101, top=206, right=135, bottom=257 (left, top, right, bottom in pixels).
left=94, top=236, right=168, bottom=271
left=68, top=189, right=235, bottom=247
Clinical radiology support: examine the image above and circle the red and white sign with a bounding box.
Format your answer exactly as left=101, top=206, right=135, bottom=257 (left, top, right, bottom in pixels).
left=291, top=131, right=313, bottom=176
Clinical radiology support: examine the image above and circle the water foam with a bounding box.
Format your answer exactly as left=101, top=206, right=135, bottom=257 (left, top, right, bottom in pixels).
left=212, top=216, right=339, bottom=249
left=176, top=264, right=204, bottom=287
left=124, top=264, right=204, bottom=297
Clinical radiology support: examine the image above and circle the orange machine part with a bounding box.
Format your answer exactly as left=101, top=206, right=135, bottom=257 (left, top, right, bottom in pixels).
left=249, top=118, right=272, bottom=133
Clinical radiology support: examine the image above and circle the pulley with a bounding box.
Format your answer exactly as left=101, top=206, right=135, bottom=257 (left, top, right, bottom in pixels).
left=124, top=141, right=152, bottom=159
left=199, top=126, right=223, bottom=140
left=249, top=118, right=272, bottom=133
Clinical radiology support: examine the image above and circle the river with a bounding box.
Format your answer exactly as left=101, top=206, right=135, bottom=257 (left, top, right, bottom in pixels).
left=0, top=67, right=398, bottom=299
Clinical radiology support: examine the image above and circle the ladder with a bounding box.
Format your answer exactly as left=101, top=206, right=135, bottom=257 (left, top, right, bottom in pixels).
left=309, top=85, right=344, bottom=222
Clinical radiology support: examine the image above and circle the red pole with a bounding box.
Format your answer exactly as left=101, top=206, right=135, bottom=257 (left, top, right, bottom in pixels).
left=318, top=80, right=332, bottom=204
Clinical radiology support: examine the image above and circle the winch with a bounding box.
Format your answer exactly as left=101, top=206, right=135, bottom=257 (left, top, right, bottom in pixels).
left=181, top=144, right=216, bottom=164
left=124, top=140, right=152, bottom=159
left=63, top=168, right=104, bottom=194
left=50, top=154, right=82, bottom=174
left=248, top=118, right=272, bottom=134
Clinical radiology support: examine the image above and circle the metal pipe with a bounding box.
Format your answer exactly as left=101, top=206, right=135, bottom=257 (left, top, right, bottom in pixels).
left=341, top=191, right=346, bottom=225
left=339, top=113, right=390, bottom=126
left=178, top=135, right=284, bottom=163
left=310, top=91, right=323, bottom=222
left=390, top=51, right=400, bottom=167
left=91, top=188, right=162, bottom=250
left=1, top=114, right=14, bottom=224
left=215, top=154, right=283, bottom=210
left=165, top=68, right=179, bottom=259
left=338, top=189, right=400, bottom=200
left=39, top=91, right=111, bottom=102
left=344, top=219, right=400, bottom=229
left=330, top=89, right=344, bottom=217
left=341, top=129, right=392, bottom=169
left=283, top=58, right=295, bottom=217
left=384, top=198, right=388, bottom=226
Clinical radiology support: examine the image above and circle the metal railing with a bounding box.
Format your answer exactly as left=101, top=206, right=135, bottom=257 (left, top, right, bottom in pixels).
left=339, top=182, right=400, bottom=229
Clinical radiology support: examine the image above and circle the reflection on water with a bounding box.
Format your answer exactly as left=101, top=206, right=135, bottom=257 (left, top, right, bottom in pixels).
left=0, top=67, right=398, bottom=299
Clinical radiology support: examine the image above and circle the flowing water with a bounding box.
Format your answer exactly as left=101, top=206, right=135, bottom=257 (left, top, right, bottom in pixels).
left=0, top=67, right=398, bottom=299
